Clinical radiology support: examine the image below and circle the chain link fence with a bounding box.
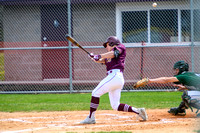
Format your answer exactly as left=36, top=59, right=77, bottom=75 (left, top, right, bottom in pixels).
left=0, top=0, right=200, bottom=93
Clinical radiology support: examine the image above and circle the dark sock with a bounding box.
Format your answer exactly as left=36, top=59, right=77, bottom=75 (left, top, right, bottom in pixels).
left=89, top=96, right=100, bottom=118
left=117, top=103, right=139, bottom=114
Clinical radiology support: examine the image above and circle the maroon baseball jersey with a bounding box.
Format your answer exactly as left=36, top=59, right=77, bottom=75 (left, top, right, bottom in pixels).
left=105, top=43, right=126, bottom=72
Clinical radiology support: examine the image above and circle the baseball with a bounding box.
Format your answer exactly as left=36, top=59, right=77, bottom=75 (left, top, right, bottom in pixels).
left=152, top=2, right=157, bottom=7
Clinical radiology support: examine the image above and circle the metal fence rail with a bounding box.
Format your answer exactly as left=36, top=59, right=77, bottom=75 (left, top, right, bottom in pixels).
left=0, top=0, right=200, bottom=93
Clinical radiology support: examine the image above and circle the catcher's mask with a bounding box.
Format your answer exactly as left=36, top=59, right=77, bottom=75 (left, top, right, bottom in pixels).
left=103, top=36, right=120, bottom=48
left=173, top=60, right=189, bottom=75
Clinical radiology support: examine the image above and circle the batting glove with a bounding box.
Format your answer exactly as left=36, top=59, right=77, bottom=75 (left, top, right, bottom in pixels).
left=88, top=53, right=94, bottom=58
left=90, top=54, right=101, bottom=61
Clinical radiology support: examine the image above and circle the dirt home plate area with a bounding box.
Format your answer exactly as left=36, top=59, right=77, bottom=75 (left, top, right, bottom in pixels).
left=0, top=109, right=199, bottom=133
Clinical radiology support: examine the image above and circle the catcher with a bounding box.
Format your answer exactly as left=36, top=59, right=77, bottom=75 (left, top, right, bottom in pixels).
left=134, top=60, right=200, bottom=116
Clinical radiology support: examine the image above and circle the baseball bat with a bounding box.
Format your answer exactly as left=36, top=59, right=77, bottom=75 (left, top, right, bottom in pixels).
left=65, top=34, right=90, bottom=55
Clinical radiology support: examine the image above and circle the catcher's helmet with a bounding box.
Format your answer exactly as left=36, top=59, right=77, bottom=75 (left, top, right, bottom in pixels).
left=103, top=36, right=120, bottom=48
left=173, top=60, right=189, bottom=75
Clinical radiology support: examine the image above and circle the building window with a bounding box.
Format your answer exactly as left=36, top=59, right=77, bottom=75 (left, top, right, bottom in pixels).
left=118, top=2, right=200, bottom=44
left=121, top=9, right=178, bottom=44
left=194, top=9, right=200, bottom=42
left=122, top=11, right=147, bottom=43
left=181, top=10, right=191, bottom=42
left=181, top=9, right=200, bottom=42
left=0, top=5, right=3, bottom=44
left=150, top=9, right=178, bottom=43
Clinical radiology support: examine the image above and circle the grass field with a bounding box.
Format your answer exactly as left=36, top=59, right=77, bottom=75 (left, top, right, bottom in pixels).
left=0, top=91, right=183, bottom=112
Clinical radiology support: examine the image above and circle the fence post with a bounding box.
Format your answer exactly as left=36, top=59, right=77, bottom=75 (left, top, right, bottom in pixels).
left=190, top=0, right=194, bottom=72
left=68, top=0, right=73, bottom=93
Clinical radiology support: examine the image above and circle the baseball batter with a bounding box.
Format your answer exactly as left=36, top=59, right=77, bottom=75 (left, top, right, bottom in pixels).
left=80, top=36, right=148, bottom=124
left=134, top=60, right=200, bottom=116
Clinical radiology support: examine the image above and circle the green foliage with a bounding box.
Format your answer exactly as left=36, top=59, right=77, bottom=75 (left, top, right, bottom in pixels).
left=0, top=91, right=182, bottom=112
left=0, top=52, right=4, bottom=81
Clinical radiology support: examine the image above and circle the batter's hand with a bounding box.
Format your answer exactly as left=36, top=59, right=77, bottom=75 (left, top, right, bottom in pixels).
left=133, top=77, right=149, bottom=89
left=88, top=53, right=94, bottom=58
left=90, top=54, right=101, bottom=61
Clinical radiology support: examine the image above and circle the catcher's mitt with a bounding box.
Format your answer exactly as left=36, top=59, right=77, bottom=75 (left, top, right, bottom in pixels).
left=133, top=77, right=149, bottom=89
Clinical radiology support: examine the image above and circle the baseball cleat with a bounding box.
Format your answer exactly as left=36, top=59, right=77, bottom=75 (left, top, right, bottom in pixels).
left=168, top=107, right=186, bottom=116
left=138, top=108, right=148, bottom=121
left=80, top=116, right=96, bottom=124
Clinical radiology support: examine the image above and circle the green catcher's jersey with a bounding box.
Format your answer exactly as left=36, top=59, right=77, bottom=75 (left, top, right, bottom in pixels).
left=175, top=72, right=200, bottom=89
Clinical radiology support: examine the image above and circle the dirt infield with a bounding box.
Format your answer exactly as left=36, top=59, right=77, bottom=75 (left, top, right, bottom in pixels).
left=0, top=109, right=199, bottom=133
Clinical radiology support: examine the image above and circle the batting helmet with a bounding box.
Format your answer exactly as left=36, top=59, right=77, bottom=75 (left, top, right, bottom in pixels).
left=173, top=60, right=189, bottom=75
left=103, top=36, right=120, bottom=48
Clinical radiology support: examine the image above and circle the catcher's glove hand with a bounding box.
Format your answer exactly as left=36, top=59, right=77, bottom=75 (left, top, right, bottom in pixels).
left=133, top=77, right=149, bottom=89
